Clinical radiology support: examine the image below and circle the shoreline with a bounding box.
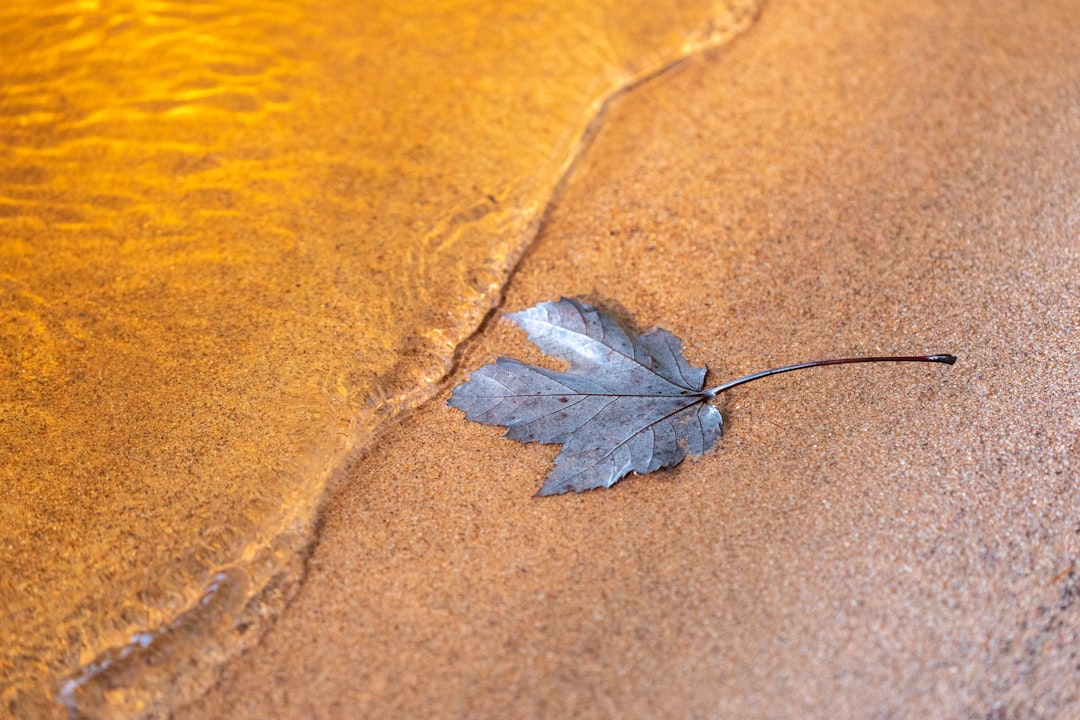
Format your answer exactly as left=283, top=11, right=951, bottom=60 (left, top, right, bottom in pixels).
left=193, top=0, right=1080, bottom=716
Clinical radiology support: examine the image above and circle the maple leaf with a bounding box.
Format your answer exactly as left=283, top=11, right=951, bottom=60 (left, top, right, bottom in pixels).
left=449, top=298, right=720, bottom=496
left=449, top=298, right=955, bottom=496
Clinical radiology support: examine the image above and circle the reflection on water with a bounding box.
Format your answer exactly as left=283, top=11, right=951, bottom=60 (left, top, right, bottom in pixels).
left=0, top=0, right=760, bottom=716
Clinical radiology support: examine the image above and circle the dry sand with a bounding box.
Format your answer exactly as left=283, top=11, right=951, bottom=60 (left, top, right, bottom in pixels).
left=192, top=0, right=1079, bottom=717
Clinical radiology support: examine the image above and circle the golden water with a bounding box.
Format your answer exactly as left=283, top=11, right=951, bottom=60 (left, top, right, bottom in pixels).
left=0, top=1, right=761, bottom=716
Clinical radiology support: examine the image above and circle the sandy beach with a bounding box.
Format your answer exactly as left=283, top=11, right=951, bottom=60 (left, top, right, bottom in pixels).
left=186, top=0, right=1080, bottom=718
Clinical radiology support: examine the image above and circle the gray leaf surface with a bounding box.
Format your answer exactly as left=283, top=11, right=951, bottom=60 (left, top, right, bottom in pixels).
left=449, top=298, right=722, bottom=496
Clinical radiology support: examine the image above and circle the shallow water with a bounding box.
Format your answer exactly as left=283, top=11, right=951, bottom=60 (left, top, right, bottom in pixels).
left=0, top=0, right=761, bottom=716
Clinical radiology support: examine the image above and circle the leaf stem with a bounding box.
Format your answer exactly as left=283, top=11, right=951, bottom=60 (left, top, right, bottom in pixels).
left=703, top=354, right=956, bottom=398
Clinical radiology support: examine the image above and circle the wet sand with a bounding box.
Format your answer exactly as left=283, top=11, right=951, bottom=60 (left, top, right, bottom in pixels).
left=1, top=2, right=761, bottom=715
left=193, top=0, right=1079, bottom=717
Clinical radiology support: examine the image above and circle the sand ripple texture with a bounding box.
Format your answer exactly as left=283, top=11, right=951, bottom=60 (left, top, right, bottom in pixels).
left=0, top=0, right=761, bottom=717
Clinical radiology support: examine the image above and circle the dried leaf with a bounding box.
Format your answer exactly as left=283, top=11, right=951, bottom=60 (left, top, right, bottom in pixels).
left=449, top=298, right=720, bottom=496
left=450, top=298, right=957, bottom=497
